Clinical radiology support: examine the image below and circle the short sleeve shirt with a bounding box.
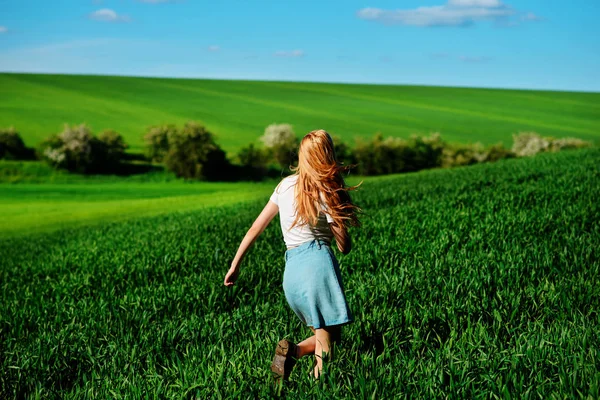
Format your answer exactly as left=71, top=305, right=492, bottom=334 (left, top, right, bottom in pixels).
left=269, top=174, right=334, bottom=247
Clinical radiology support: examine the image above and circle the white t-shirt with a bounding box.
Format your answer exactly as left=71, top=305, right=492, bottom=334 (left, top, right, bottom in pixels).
left=269, top=174, right=334, bottom=248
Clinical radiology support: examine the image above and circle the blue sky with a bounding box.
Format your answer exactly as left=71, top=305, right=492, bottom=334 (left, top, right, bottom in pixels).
left=0, top=0, right=598, bottom=91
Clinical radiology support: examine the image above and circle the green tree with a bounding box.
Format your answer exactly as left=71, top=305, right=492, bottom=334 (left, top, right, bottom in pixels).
left=143, top=124, right=177, bottom=162
left=98, top=130, right=128, bottom=166
left=0, top=127, right=36, bottom=160
left=260, top=123, right=298, bottom=169
left=39, top=124, right=129, bottom=174
left=164, top=121, right=231, bottom=180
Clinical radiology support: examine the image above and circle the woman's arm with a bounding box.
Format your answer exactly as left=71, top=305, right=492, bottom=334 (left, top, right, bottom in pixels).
left=223, top=200, right=279, bottom=286
left=330, top=222, right=351, bottom=255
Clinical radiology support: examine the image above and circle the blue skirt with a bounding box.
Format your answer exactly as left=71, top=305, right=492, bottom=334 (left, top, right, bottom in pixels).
left=283, top=239, right=353, bottom=329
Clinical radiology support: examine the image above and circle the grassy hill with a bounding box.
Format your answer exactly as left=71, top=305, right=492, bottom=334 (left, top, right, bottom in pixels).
left=1, top=73, right=598, bottom=153
left=0, top=159, right=280, bottom=238
left=1, top=148, right=598, bottom=397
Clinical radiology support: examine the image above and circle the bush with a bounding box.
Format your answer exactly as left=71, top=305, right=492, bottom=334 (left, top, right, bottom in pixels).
left=260, top=123, right=298, bottom=169
left=353, top=134, right=395, bottom=175
left=442, top=140, right=514, bottom=168
left=354, top=132, right=445, bottom=176
left=512, top=132, right=592, bottom=157
left=98, top=130, right=128, bottom=166
left=235, top=143, right=270, bottom=180
left=237, top=143, right=268, bottom=169
left=484, top=142, right=514, bottom=163
left=164, top=121, right=232, bottom=180
left=353, top=134, right=379, bottom=175
left=442, top=142, right=487, bottom=167
left=406, top=133, right=445, bottom=171
left=549, top=137, right=591, bottom=152
left=354, top=134, right=405, bottom=175
left=332, top=135, right=356, bottom=168
left=39, top=124, right=127, bottom=174
left=380, top=136, right=411, bottom=174
left=512, top=132, right=551, bottom=157
left=143, top=124, right=177, bottom=162
left=0, top=128, right=36, bottom=160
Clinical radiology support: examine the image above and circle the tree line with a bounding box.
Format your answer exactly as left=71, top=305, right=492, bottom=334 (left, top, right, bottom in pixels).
left=0, top=123, right=592, bottom=180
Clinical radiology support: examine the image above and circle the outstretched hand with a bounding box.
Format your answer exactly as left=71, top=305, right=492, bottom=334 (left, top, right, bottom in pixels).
left=224, top=265, right=240, bottom=286
left=223, top=201, right=278, bottom=287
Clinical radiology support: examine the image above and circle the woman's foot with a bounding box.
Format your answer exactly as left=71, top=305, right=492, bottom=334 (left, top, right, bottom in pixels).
left=271, top=339, right=298, bottom=382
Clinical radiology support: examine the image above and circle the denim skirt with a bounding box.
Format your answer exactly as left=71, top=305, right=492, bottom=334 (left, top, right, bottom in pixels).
left=283, top=239, right=353, bottom=329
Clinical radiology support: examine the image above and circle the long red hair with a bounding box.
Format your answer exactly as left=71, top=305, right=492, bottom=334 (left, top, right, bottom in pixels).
left=291, top=129, right=360, bottom=229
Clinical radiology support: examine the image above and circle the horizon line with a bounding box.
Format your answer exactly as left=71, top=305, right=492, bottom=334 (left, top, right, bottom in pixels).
left=1, top=70, right=599, bottom=95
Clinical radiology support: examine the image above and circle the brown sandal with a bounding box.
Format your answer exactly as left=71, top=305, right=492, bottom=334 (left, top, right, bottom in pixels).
left=271, top=339, right=298, bottom=382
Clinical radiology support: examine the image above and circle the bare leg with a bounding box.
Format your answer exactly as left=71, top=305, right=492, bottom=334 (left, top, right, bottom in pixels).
left=296, top=327, right=316, bottom=358
left=314, top=325, right=341, bottom=378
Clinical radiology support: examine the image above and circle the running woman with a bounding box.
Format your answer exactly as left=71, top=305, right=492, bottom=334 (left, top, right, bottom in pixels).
left=224, top=129, right=360, bottom=380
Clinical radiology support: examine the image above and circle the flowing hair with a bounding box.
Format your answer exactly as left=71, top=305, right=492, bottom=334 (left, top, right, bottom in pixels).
left=290, top=129, right=361, bottom=229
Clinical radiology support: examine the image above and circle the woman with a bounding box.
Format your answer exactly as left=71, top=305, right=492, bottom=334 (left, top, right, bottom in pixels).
left=223, top=129, right=360, bottom=380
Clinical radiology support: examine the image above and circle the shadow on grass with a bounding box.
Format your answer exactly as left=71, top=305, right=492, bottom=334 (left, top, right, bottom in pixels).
left=109, top=162, right=163, bottom=176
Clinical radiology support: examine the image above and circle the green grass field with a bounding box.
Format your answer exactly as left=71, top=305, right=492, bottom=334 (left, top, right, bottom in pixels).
left=1, top=148, right=598, bottom=398
left=0, top=161, right=278, bottom=238
left=1, top=73, right=599, bottom=153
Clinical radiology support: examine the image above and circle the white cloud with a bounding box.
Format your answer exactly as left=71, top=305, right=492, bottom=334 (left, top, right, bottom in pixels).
left=207, top=45, right=220, bottom=52
left=0, top=38, right=160, bottom=75
left=448, top=0, right=503, bottom=7
left=0, top=26, right=8, bottom=34
left=429, top=52, right=491, bottom=62
left=20, top=39, right=119, bottom=54
left=522, top=12, right=543, bottom=21
left=357, top=1, right=519, bottom=27
left=274, top=50, right=304, bottom=57
left=459, top=55, right=491, bottom=63
left=89, top=9, right=130, bottom=23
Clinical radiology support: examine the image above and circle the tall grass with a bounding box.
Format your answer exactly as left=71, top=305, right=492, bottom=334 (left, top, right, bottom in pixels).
left=1, top=148, right=598, bottom=398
